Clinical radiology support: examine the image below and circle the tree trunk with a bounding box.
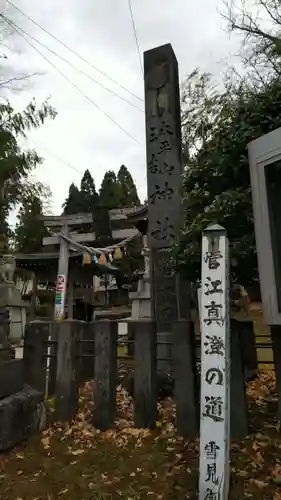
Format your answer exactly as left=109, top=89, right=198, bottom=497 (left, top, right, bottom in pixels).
left=0, top=184, right=8, bottom=254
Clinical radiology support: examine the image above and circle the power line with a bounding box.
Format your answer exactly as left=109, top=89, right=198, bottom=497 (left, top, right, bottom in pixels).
left=1, top=15, right=143, bottom=146
left=128, top=0, right=143, bottom=77
left=5, top=0, right=143, bottom=102
left=30, top=139, right=84, bottom=175
left=1, top=15, right=143, bottom=112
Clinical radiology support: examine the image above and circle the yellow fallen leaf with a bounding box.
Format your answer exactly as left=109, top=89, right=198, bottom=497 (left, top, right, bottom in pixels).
left=250, top=478, right=268, bottom=488
left=41, top=437, right=50, bottom=449
left=58, top=488, right=68, bottom=495
left=71, top=449, right=84, bottom=456
left=237, top=470, right=248, bottom=477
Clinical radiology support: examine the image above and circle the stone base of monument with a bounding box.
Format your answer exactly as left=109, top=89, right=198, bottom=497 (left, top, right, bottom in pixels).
left=129, top=274, right=152, bottom=321
left=0, top=385, right=45, bottom=451
left=0, top=346, right=15, bottom=362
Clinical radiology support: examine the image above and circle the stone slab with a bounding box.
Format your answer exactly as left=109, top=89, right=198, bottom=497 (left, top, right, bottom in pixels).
left=0, top=385, right=44, bottom=451
left=92, top=320, right=118, bottom=430
left=0, top=359, right=24, bottom=399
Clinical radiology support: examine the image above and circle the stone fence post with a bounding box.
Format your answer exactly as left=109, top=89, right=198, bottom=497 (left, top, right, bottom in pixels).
left=134, top=319, right=157, bottom=428
left=92, top=320, right=117, bottom=430
left=23, top=321, right=49, bottom=393
left=172, top=319, right=198, bottom=438
left=55, top=321, right=83, bottom=422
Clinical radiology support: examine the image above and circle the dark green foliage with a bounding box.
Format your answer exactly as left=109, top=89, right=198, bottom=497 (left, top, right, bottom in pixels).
left=99, top=170, right=120, bottom=210
left=177, top=65, right=281, bottom=286
left=0, top=98, right=56, bottom=251
left=174, top=1, right=281, bottom=286
left=62, top=166, right=140, bottom=217
left=62, top=183, right=83, bottom=214
left=80, top=169, right=98, bottom=212
left=14, top=195, right=49, bottom=253
left=117, top=165, right=140, bottom=207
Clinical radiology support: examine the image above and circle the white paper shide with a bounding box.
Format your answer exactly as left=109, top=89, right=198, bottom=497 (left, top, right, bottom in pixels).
left=199, top=225, right=230, bottom=500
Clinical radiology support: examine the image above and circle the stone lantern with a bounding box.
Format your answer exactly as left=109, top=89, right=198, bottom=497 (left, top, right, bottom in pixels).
left=126, top=206, right=152, bottom=320
left=0, top=254, right=28, bottom=344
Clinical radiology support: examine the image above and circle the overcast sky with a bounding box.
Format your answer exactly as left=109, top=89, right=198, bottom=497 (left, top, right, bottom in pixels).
left=1, top=0, right=241, bottom=215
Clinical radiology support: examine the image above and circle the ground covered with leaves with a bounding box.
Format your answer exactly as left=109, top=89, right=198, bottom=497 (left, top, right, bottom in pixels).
left=0, top=371, right=281, bottom=499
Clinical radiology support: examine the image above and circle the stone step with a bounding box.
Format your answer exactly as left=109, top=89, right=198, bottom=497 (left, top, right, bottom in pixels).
left=0, top=385, right=45, bottom=451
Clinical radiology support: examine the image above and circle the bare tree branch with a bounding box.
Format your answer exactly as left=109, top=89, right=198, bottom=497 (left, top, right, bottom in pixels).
left=0, top=72, right=42, bottom=87
left=221, top=0, right=281, bottom=82
left=259, top=0, right=281, bottom=26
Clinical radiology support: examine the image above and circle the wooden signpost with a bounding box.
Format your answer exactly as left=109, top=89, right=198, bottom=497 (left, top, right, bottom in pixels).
left=199, top=224, right=231, bottom=500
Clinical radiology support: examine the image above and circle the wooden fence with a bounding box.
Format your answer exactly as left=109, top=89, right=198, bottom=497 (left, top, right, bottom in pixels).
left=19, top=317, right=276, bottom=440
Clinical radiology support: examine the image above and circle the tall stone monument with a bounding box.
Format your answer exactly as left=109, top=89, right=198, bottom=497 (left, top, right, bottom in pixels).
left=144, top=43, right=184, bottom=370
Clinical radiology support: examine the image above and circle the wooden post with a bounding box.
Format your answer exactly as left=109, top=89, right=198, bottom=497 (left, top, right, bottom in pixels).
left=127, top=321, right=135, bottom=357
left=79, top=321, right=95, bottom=384
left=271, top=326, right=281, bottom=423
left=230, top=323, right=248, bottom=439
left=55, top=321, right=82, bottom=422
left=134, top=320, right=157, bottom=429
left=199, top=224, right=230, bottom=500
left=232, top=318, right=258, bottom=379
left=67, top=279, right=74, bottom=320
left=30, top=272, right=37, bottom=321
left=47, top=321, right=57, bottom=398
left=92, top=320, right=117, bottom=430
left=23, top=320, right=49, bottom=393
left=54, top=225, right=69, bottom=321
left=172, top=319, right=198, bottom=438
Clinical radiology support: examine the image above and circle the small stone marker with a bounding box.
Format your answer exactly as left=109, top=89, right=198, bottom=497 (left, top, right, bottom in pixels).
left=199, top=224, right=230, bottom=500
left=92, top=320, right=117, bottom=431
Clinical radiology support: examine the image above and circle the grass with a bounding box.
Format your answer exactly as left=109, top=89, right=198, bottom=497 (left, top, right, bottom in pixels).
left=0, top=373, right=281, bottom=499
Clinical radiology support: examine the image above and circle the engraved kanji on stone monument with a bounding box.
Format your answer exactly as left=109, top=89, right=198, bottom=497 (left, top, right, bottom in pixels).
left=199, top=224, right=231, bottom=500
left=145, top=44, right=182, bottom=251
left=144, top=44, right=183, bottom=337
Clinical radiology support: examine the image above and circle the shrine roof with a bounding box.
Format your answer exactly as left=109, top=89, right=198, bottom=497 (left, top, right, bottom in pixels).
left=126, top=205, right=147, bottom=221
left=15, top=251, right=61, bottom=261
left=15, top=251, right=119, bottom=274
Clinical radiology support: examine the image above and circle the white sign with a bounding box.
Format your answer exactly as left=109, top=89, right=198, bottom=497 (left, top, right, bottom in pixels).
left=56, top=274, right=66, bottom=293
left=199, top=225, right=230, bottom=500
left=54, top=274, right=67, bottom=320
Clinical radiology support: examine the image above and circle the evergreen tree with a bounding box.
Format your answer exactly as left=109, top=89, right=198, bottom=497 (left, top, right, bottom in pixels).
left=0, top=98, right=56, bottom=252
left=117, top=165, right=140, bottom=207
left=99, top=171, right=121, bottom=209
left=62, top=183, right=83, bottom=214
left=15, top=195, right=48, bottom=253
left=80, top=169, right=98, bottom=212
